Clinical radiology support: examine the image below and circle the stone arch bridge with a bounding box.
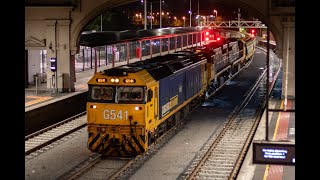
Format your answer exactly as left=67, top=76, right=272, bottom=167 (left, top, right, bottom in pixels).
left=25, top=0, right=295, bottom=99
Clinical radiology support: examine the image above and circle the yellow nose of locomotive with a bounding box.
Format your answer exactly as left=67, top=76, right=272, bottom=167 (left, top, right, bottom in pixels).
left=86, top=102, right=147, bottom=157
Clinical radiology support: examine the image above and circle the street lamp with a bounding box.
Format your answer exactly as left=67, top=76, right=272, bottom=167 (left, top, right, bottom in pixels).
left=159, top=0, right=165, bottom=28
left=150, top=3, right=153, bottom=29
left=213, top=10, right=217, bottom=18
left=197, top=0, right=199, bottom=26
left=183, top=16, right=186, bottom=27
left=160, top=0, right=162, bottom=28
left=142, top=0, right=147, bottom=29
left=149, top=1, right=161, bottom=29
left=146, top=0, right=164, bottom=29
left=189, top=0, right=192, bottom=27
left=151, top=16, right=154, bottom=28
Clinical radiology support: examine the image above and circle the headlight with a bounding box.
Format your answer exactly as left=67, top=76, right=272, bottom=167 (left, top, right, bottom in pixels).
left=135, top=106, right=142, bottom=111
left=111, top=78, right=120, bottom=83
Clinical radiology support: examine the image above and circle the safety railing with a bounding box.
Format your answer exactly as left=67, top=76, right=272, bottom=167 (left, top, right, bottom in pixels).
left=75, top=31, right=204, bottom=73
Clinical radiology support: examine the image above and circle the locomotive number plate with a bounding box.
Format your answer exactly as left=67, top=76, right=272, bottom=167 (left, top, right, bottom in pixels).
left=103, top=109, right=128, bottom=120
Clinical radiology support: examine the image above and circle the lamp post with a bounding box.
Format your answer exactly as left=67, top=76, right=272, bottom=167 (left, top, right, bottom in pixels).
left=150, top=3, right=153, bottom=29
left=183, top=16, right=186, bottom=27
left=100, top=14, right=103, bottom=31
left=146, top=0, right=163, bottom=29
left=149, top=1, right=162, bottom=29
left=144, top=0, right=147, bottom=29
left=189, top=0, right=192, bottom=27
left=238, top=8, right=241, bottom=32
left=197, top=0, right=199, bottom=26
left=213, top=10, right=217, bottom=18
left=141, top=0, right=147, bottom=29
left=160, top=0, right=162, bottom=28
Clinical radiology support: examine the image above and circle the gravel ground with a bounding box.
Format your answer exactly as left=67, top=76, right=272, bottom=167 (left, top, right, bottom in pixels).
left=25, top=128, right=92, bottom=180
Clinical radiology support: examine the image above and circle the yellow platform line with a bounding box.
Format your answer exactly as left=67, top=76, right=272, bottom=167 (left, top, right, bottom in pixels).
left=26, top=95, right=43, bottom=99
left=263, top=100, right=284, bottom=180
left=25, top=96, right=53, bottom=106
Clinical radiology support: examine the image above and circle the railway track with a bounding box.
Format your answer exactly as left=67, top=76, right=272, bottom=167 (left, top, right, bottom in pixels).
left=56, top=153, right=133, bottom=180
left=53, top=60, right=252, bottom=180
left=58, top=103, right=196, bottom=180
left=25, top=112, right=87, bottom=156
left=26, top=47, right=279, bottom=180
left=178, top=52, right=281, bottom=179
left=56, top=54, right=263, bottom=180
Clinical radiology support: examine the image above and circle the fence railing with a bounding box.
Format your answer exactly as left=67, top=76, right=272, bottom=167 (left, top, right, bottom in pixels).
left=75, top=31, right=204, bottom=72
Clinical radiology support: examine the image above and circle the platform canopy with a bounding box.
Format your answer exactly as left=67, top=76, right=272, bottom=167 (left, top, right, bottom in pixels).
left=79, top=26, right=211, bottom=47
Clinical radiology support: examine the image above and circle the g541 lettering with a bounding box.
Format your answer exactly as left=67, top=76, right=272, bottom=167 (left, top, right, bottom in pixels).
left=103, top=109, right=128, bottom=120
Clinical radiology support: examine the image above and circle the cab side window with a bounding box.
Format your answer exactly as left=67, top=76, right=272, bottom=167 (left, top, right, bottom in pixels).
left=147, top=89, right=153, bottom=103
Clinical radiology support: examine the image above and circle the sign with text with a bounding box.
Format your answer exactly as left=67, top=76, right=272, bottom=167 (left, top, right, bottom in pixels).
left=252, top=140, right=295, bottom=166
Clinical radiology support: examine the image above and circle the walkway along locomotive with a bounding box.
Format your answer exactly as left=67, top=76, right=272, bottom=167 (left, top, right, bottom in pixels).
left=86, top=30, right=256, bottom=157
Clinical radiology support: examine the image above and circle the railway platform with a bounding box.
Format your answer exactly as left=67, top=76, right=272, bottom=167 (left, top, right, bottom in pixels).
left=25, top=59, right=140, bottom=111
left=237, top=68, right=295, bottom=180
left=237, top=98, right=295, bottom=180
left=24, top=52, right=295, bottom=180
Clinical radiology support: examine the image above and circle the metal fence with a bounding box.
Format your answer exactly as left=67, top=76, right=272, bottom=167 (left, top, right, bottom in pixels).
left=75, top=32, right=203, bottom=72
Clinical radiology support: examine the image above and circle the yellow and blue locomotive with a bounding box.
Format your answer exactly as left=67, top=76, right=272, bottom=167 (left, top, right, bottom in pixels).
left=86, top=30, right=256, bottom=157
left=87, top=52, right=208, bottom=157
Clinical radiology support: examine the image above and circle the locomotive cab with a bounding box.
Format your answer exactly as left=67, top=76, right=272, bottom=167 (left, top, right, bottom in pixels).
left=86, top=67, right=158, bottom=157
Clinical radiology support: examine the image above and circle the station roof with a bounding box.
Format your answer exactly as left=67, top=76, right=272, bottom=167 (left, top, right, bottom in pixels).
left=79, top=26, right=211, bottom=47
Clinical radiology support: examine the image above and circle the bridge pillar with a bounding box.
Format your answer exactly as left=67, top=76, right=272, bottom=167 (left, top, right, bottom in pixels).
left=281, top=21, right=295, bottom=100
left=45, top=20, right=74, bottom=92
left=70, top=48, right=78, bottom=92
left=45, top=20, right=57, bottom=91
left=58, top=20, right=72, bottom=92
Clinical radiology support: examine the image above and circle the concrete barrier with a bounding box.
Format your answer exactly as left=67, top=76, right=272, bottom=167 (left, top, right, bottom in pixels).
left=25, top=92, right=88, bottom=136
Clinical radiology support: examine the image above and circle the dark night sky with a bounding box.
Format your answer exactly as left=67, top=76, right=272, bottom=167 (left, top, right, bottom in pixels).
left=167, top=0, right=220, bottom=15
left=116, top=0, right=245, bottom=20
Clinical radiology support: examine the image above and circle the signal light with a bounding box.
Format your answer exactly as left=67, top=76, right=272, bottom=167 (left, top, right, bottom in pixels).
left=250, top=29, right=256, bottom=37
left=216, top=37, right=221, bottom=41
left=50, top=58, right=57, bottom=72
